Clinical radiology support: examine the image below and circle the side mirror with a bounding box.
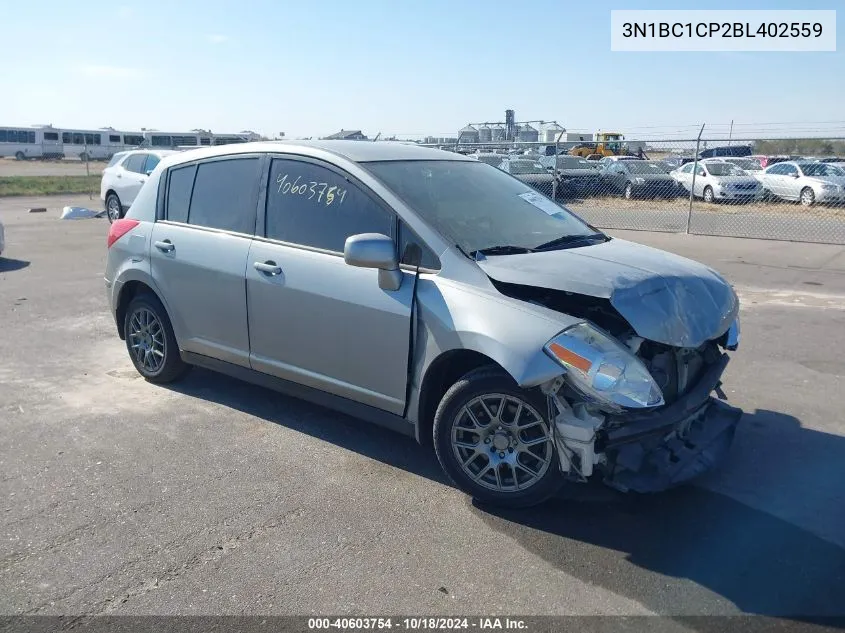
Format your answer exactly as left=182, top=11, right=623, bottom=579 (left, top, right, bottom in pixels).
left=344, top=233, right=402, bottom=291
left=145, top=168, right=154, bottom=176
left=792, top=173, right=800, bottom=178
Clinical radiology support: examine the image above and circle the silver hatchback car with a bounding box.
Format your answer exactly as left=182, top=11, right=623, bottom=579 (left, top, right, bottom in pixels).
left=105, top=140, right=742, bottom=508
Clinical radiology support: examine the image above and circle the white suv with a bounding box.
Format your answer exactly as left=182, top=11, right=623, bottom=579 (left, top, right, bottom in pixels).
left=101, top=150, right=176, bottom=222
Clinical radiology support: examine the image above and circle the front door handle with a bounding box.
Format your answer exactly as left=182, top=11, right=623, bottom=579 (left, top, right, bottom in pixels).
left=254, top=261, right=282, bottom=276
left=154, top=240, right=175, bottom=252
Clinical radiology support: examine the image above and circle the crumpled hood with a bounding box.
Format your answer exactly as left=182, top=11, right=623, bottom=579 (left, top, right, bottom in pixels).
left=477, top=238, right=739, bottom=348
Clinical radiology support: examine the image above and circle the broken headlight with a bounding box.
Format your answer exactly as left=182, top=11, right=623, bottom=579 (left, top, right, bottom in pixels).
left=543, top=323, right=664, bottom=410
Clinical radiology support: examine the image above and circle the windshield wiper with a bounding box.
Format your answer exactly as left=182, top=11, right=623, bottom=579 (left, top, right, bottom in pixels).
left=470, top=245, right=535, bottom=258
left=534, top=233, right=609, bottom=251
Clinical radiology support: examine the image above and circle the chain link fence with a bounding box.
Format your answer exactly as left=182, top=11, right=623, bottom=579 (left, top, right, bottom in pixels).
left=419, top=136, right=845, bottom=245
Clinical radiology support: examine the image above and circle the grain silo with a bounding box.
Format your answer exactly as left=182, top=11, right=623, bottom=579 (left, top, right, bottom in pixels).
left=518, top=123, right=539, bottom=143
left=491, top=125, right=505, bottom=142
left=542, top=122, right=565, bottom=144
left=458, top=125, right=479, bottom=144
left=478, top=125, right=492, bottom=143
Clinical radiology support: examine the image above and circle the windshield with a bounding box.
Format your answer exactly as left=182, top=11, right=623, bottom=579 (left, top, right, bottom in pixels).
left=705, top=162, right=745, bottom=176
left=508, top=160, right=546, bottom=175
left=557, top=156, right=591, bottom=169
left=626, top=161, right=666, bottom=175
left=801, top=163, right=845, bottom=177
left=364, top=160, right=597, bottom=254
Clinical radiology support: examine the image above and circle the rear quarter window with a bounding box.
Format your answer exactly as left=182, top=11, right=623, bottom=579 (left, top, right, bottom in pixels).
left=166, top=165, right=197, bottom=223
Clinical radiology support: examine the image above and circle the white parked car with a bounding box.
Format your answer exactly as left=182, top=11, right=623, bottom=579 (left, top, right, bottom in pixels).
left=100, top=150, right=176, bottom=222
left=671, top=161, right=761, bottom=203
left=707, top=157, right=764, bottom=173
left=756, top=161, right=845, bottom=207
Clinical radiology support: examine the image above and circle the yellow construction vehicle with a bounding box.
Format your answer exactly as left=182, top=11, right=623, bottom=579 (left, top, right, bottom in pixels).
left=569, top=132, right=631, bottom=159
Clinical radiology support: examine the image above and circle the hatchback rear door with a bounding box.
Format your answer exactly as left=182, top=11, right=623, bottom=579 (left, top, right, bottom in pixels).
left=149, top=154, right=263, bottom=367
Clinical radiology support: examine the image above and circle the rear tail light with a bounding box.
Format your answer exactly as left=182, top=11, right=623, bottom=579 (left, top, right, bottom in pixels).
left=107, top=218, right=140, bottom=248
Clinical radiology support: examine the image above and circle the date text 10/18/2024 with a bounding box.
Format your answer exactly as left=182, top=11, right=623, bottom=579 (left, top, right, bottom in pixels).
left=308, top=617, right=529, bottom=630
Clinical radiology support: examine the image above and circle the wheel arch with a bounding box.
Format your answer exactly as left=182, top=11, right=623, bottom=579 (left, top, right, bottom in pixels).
left=415, top=349, right=503, bottom=446
left=115, top=279, right=168, bottom=341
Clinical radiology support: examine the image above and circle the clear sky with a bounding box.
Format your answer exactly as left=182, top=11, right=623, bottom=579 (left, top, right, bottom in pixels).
left=2, top=0, right=843, bottom=140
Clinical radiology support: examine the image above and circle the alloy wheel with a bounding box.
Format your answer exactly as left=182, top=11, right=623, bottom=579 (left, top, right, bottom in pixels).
left=128, top=307, right=166, bottom=374
left=450, top=393, right=554, bottom=493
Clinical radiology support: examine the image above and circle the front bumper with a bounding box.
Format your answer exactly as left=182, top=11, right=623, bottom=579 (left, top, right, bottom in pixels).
left=817, top=189, right=845, bottom=204
left=602, top=398, right=741, bottom=493
left=598, top=352, right=741, bottom=493
left=633, top=182, right=679, bottom=197
left=716, top=186, right=760, bottom=200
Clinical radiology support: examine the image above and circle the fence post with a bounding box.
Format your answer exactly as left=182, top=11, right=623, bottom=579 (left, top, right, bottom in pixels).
left=686, top=123, right=705, bottom=234
left=552, top=129, right=564, bottom=201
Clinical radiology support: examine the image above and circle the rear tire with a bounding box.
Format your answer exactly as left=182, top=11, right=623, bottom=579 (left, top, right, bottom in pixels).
left=703, top=186, right=715, bottom=203
left=105, top=192, right=122, bottom=223
left=14, top=151, right=25, bottom=161
left=79, top=152, right=88, bottom=162
left=433, top=366, right=562, bottom=508
left=123, top=292, right=190, bottom=384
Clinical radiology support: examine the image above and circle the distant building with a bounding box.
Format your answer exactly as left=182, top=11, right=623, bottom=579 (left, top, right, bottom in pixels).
left=324, top=129, right=368, bottom=141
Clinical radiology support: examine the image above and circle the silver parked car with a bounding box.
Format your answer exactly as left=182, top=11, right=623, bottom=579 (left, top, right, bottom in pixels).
left=671, top=160, right=761, bottom=203
left=105, top=141, right=742, bottom=508
left=756, top=161, right=845, bottom=207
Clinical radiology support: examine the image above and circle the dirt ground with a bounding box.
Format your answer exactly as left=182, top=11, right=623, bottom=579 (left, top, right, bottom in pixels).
left=0, top=157, right=105, bottom=177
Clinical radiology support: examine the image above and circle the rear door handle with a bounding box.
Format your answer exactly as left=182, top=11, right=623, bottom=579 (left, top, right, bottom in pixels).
left=154, top=240, right=175, bottom=252
left=254, top=261, right=282, bottom=276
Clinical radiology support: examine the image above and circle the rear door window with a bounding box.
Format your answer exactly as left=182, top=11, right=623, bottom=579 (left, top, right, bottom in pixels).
left=123, top=154, right=146, bottom=173
left=187, top=157, right=261, bottom=234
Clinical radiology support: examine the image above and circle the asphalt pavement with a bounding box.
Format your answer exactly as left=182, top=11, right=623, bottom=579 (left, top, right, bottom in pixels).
left=1, top=195, right=844, bottom=621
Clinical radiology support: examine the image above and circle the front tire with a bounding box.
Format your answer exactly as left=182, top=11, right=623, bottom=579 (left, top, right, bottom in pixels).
left=800, top=187, right=815, bottom=207
left=123, top=292, right=190, bottom=384
left=105, top=192, right=122, bottom=223
left=624, top=182, right=634, bottom=199
left=433, top=367, right=562, bottom=508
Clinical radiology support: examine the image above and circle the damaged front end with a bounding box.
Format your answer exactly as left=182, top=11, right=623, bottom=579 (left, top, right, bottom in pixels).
left=520, top=285, right=742, bottom=493
left=480, top=238, right=744, bottom=493
left=540, top=341, right=742, bottom=493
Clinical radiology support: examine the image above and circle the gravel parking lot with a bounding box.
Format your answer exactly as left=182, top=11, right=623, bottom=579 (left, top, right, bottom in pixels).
left=1, top=195, right=845, bottom=620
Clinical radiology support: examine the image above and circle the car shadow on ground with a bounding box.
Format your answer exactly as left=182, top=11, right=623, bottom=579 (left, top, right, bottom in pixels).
left=166, top=372, right=845, bottom=621
left=472, top=408, right=845, bottom=622
left=166, top=367, right=449, bottom=484
left=0, top=257, right=30, bottom=272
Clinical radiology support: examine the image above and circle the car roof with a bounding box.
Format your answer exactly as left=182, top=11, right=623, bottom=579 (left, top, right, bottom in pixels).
left=159, top=140, right=472, bottom=169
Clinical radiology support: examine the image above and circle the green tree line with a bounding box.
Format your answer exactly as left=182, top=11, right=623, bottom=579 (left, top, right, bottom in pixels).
left=754, top=139, right=845, bottom=156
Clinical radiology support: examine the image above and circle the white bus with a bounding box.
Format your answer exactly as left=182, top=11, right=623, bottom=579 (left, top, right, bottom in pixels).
left=0, top=125, right=262, bottom=160
left=0, top=126, right=63, bottom=160
left=140, top=130, right=258, bottom=149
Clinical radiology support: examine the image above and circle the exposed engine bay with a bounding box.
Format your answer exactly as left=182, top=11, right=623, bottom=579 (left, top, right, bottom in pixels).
left=493, top=279, right=742, bottom=493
